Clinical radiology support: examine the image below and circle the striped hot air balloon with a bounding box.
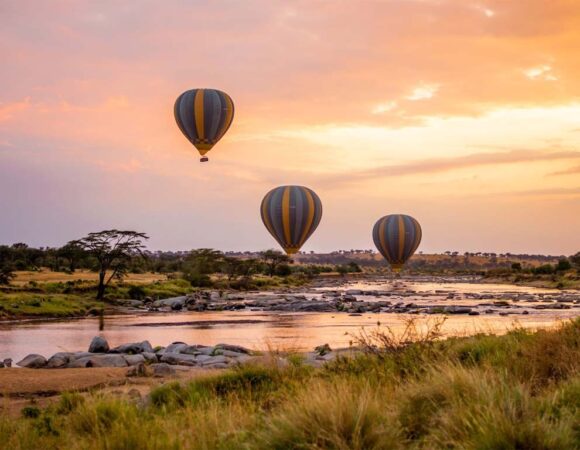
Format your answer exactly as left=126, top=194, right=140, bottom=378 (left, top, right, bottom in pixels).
left=260, top=186, right=322, bottom=255
left=174, top=88, right=234, bottom=162
left=373, top=214, right=422, bottom=272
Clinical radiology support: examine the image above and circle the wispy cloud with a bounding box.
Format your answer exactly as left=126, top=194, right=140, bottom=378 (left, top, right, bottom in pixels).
left=524, top=65, right=558, bottom=81
left=319, top=149, right=580, bottom=185
left=405, top=84, right=439, bottom=101
left=550, top=165, right=580, bottom=176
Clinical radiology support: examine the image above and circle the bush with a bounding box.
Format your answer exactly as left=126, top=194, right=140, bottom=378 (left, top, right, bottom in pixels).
left=127, top=285, right=146, bottom=300
left=533, top=264, right=555, bottom=275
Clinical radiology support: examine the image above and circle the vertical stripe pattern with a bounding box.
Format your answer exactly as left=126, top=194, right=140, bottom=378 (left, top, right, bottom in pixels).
left=372, top=214, right=422, bottom=271
left=260, top=186, right=323, bottom=255
left=174, top=88, right=235, bottom=156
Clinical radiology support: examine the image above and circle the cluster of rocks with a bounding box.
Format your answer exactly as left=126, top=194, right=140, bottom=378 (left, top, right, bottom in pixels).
left=118, top=287, right=580, bottom=317
left=11, top=337, right=345, bottom=373
left=14, top=336, right=258, bottom=374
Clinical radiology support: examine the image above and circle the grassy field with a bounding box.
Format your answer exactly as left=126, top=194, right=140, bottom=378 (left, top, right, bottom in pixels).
left=11, top=270, right=167, bottom=286
left=0, top=319, right=578, bottom=449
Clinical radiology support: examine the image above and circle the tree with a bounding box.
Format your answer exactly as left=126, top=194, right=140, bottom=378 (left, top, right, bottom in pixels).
left=556, top=258, right=572, bottom=272
left=258, top=249, right=291, bottom=276
left=69, top=230, right=148, bottom=300
left=57, top=242, right=86, bottom=272
left=570, top=252, right=580, bottom=269
left=0, top=264, right=15, bottom=285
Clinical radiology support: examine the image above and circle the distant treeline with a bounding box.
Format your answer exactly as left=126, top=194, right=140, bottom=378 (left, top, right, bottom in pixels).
left=0, top=243, right=363, bottom=288
left=0, top=241, right=577, bottom=280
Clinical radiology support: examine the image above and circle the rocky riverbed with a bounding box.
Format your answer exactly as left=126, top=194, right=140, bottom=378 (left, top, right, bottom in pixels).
left=118, top=276, right=580, bottom=317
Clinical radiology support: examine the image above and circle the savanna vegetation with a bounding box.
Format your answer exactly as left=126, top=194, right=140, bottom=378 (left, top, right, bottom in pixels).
left=1, top=318, right=578, bottom=449
left=1, top=231, right=578, bottom=319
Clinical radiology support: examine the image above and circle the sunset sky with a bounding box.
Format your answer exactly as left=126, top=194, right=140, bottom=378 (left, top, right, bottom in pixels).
left=1, top=0, right=579, bottom=255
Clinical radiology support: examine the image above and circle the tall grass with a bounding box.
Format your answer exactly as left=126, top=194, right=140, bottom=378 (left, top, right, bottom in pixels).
left=1, top=319, right=578, bottom=449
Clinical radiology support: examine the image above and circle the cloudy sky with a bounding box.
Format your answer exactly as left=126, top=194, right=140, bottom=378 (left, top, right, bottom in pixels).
left=1, top=0, right=579, bottom=254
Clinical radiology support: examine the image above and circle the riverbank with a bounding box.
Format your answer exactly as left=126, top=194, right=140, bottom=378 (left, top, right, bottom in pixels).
left=1, top=318, right=578, bottom=449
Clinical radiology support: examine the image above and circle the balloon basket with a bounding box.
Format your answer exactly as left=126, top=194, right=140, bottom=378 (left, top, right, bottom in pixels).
left=200, top=156, right=209, bottom=162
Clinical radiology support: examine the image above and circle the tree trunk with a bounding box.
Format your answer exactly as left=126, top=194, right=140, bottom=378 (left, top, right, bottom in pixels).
left=96, top=271, right=106, bottom=300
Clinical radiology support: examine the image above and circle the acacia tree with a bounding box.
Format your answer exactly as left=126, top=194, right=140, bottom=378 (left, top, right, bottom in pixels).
left=259, top=249, right=291, bottom=276
left=69, top=230, right=148, bottom=300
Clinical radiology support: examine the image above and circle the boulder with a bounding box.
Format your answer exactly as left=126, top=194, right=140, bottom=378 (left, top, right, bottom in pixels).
left=201, top=355, right=228, bottom=366
left=46, top=352, right=75, bottom=368
left=17, top=354, right=47, bottom=368
left=142, top=352, right=158, bottom=363
left=215, top=344, right=251, bottom=354
left=88, top=336, right=109, bottom=353
left=159, top=353, right=198, bottom=366
left=443, top=306, right=472, bottom=314
left=163, top=342, right=188, bottom=354
left=204, top=363, right=229, bottom=369
left=3, top=358, right=12, bottom=368
left=152, top=363, right=175, bottom=377
left=110, top=341, right=153, bottom=354
left=124, top=354, right=146, bottom=366
left=69, top=354, right=128, bottom=368
left=126, top=363, right=149, bottom=377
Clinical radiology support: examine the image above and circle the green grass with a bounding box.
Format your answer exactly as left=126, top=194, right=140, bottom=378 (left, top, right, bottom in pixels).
left=0, top=292, right=100, bottom=318
left=1, top=319, right=578, bottom=449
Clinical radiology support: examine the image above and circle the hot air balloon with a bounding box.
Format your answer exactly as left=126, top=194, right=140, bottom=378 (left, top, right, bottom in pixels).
left=260, top=186, right=322, bottom=255
left=373, top=214, right=422, bottom=272
left=174, top=88, right=234, bottom=162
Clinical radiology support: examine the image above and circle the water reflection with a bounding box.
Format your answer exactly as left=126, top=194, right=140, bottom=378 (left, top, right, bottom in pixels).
left=0, top=279, right=577, bottom=363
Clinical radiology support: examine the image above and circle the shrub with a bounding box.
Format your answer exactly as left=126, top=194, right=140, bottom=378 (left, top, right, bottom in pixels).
left=127, top=285, right=147, bottom=300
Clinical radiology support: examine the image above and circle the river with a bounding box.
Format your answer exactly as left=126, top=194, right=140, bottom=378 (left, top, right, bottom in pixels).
left=1, top=278, right=578, bottom=363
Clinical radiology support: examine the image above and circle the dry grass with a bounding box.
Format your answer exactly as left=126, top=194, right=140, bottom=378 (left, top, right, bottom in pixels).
left=12, top=270, right=167, bottom=286
left=0, top=319, right=578, bottom=449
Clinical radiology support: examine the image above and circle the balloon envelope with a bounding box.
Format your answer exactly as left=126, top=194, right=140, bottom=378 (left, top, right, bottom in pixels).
left=174, top=88, right=234, bottom=159
left=260, top=186, right=322, bottom=255
left=373, top=214, right=422, bottom=272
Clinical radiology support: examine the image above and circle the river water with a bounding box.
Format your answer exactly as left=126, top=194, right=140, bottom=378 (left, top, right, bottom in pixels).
left=1, top=279, right=578, bottom=363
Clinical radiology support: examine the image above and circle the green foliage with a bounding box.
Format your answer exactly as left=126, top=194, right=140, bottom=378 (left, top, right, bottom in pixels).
left=21, top=406, right=41, bottom=419
left=127, top=284, right=147, bottom=300
left=533, top=264, right=555, bottom=274
left=556, top=258, right=572, bottom=272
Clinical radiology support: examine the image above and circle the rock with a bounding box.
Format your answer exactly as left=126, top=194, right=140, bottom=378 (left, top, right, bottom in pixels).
left=152, top=296, right=187, bottom=309
left=163, top=342, right=188, bottom=354
left=0, top=361, right=4, bottom=368
left=151, top=363, right=176, bottom=377
left=142, top=352, right=158, bottom=363
left=69, top=354, right=128, bottom=368
left=194, top=354, right=212, bottom=363
left=124, top=354, right=146, bottom=366
left=159, top=353, right=198, bottom=366
left=468, top=311, right=480, bottom=316
left=220, top=350, right=247, bottom=358
left=88, top=336, right=109, bottom=353
left=46, top=352, right=75, bottom=368
left=215, top=344, right=251, bottom=354
left=443, top=306, right=472, bottom=314
left=180, top=345, right=204, bottom=355
left=126, top=363, right=149, bottom=377
left=201, top=355, right=227, bottom=366
left=204, top=363, right=229, bottom=369
left=196, top=346, right=215, bottom=356
left=124, top=300, right=144, bottom=308
left=315, top=344, right=332, bottom=356
left=17, top=354, right=47, bottom=368
left=3, top=358, right=12, bottom=368
left=111, top=341, right=153, bottom=354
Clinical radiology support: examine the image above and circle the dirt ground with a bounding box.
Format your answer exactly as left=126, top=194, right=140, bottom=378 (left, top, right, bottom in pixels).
left=0, top=366, right=210, bottom=417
